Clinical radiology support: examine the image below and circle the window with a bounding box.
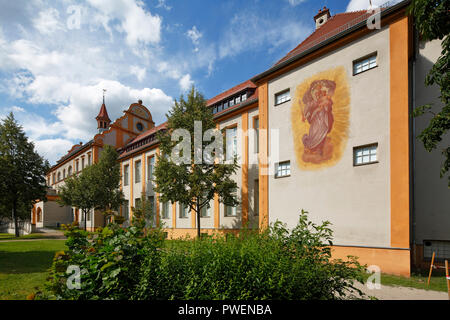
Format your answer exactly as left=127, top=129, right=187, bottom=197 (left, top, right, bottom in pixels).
left=68, top=166, right=72, bottom=176
left=162, top=202, right=170, bottom=219
left=57, top=172, right=61, bottom=181
left=179, top=203, right=189, bottom=218
left=63, top=169, right=66, bottom=179
left=241, top=92, right=247, bottom=102
left=225, top=126, right=237, bottom=161
left=76, top=161, right=79, bottom=172
left=354, top=144, right=378, bottom=166
left=235, top=95, right=241, bottom=104
left=81, top=157, right=85, bottom=169
left=224, top=205, right=237, bottom=217
left=148, top=196, right=155, bottom=213
left=229, top=98, right=235, bottom=107
left=87, top=153, right=91, bottom=166
left=52, top=173, right=56, bottom=184
left=123, top=200, right=129, bottom=221
left=123, top=164, right=129, bottom=186
left=275, top=89, right=290, bottom=105
left=253, top=117, right=259, bottom=154
left=353, top=53, right=377, bottom=75
left=254, top=179, right=259, bottom=216
left=135, top=198, right=141, bottom=209
left=200, top=195, right=211, bottom=218
left=136, top=122, right=143, bottom=131
left=423, top=240, right=450, bottom=260
left=223, top=101, right=228, bottom=109
left=135, top=160, right=141, bottom=183
left=147, top=156, right=155, bottom=181
left=275, top=161, right=291, bottom=178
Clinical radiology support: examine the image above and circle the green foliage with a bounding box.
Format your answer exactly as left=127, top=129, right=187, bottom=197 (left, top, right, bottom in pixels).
left=46, top=210, right=365, bottom=300
left=154, top=86, right=240, bottom=237
left=409, top=0, right=450, bottom=185
left=57, top=145, right=124, bottom=229
left=0, top=112, right=50, bottom=236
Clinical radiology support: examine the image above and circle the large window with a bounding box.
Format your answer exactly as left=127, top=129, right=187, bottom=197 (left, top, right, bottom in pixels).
left=225, top=126, right=238, bottom=161
left=253, top=116, right=259, bottom=154
left=135, top=160, right=141, bottom=183
left=200, top=201, right=211, bottom=218
left=147, top=156, right=155, bottom=182
left=353, top=53, right=377, bottom=75
left=275, top=89, right=290, bottom=105
left=87, top=153, right=91, bottom=166
left=123, top=164, right=129, bottom=186
left=179, top=203, right=189, bottom=218
left=353, top=144, right=378, bottom=166
left=224, top=205, right=237, bottom=217
left=162, top=201, right=170, bottom=219
left=81, top=157, right=85, bottom=169
left=275, top=161, right=291, bottom=178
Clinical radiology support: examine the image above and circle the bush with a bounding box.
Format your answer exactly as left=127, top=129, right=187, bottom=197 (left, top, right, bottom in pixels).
left=46, top=210, right=365, bottom=300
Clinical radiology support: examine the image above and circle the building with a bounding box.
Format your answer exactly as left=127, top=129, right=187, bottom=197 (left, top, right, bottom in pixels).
left=33, top=0, right=449, bottom=276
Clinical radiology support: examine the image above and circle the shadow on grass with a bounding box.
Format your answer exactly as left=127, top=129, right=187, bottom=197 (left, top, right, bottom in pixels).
left=0, top=251, right=56, bottom=274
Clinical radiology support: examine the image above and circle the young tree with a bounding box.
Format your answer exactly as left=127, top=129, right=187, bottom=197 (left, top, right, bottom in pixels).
left=409, top=0, right=450, bottom=186
left=0, top=113, right=49, bottom=237
left=58, top=145, right=124, bottom=230
left=154, top=86, right=240, bottom=238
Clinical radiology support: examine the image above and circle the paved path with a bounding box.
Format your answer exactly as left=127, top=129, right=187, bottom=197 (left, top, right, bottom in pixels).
left=0, top=228, right=66, bottom=242
left=351, top=282, right=449, bottom=300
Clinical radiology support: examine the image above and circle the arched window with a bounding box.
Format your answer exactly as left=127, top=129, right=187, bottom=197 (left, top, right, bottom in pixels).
left=57, top=172, right=61, bottom=181
left=68, top=166, right=72, bottom=176
left=63, top=169, right=66, bottom=179
left=37, top=208, right=42, bottom=222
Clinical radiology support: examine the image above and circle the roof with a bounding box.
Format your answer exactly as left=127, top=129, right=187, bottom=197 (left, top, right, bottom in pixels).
left=213, top=87, right=258, bottom=118
left=207, top=80, right=257, bottom=106
left=96, top=103, right=111, bottom=122
left=52, top=139, right=94, bottom=168
left=275, top=10, right=371, bottom=66
left=118, top=122, right=167, bottom=159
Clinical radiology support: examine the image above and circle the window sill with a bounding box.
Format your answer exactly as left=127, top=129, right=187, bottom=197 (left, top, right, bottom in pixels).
left=353, top=65, right=378, bottom=76
left=353, top=161, right=379, bottom=167
left=274, top=99, right=291, bottom=107
left=274, top=174, right=291, bottom=179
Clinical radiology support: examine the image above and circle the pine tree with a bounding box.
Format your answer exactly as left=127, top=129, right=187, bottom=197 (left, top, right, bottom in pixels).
left=154, top=86, right=240, bottom=238
left=0, top=112, right=49, bottom=237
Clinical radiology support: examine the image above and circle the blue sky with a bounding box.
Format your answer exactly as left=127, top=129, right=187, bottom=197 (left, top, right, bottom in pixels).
left=0, top=0, right=386, bottom=164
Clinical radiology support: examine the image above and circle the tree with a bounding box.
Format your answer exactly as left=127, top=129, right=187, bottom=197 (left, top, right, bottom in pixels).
left=0, top=112, right=49, bottom=237
left=58, top=145, right=124, bottom=231
left=409, top=0, right=450, bottom=186
left=154, top=86, right=240, bottom=238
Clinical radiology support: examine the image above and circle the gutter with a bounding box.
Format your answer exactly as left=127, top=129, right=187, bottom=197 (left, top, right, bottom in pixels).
left=251, top=0, right=411, bottom=83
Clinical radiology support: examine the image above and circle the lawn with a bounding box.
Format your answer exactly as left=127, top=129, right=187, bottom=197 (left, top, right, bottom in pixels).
left=0, top=240, right=67, bottom=300
left=361, top=271, right=449, bottom=293
left=0, top=233, right=48, bottom=241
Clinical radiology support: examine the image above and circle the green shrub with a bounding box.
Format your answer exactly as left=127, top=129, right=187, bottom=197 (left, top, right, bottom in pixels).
left=46, top=210, right=365, bottom=300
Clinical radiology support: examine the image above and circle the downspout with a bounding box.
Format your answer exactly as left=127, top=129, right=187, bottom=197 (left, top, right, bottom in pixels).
left=410, top=25, right=417, bottom=268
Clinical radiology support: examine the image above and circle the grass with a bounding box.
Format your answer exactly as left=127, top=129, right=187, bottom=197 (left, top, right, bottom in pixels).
left=0, top=233, right=49, bottom=241
left=0, top=240, right=67, bottom=300
left=361, top=270, right=449, bottom=293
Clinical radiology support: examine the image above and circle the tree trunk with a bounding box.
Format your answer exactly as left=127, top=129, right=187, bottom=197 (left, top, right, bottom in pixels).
left=84, top=210, right=87, bottom=231
left=196, top=201, right=201, bottom=239
left=12, top=199, right=19, bottom=237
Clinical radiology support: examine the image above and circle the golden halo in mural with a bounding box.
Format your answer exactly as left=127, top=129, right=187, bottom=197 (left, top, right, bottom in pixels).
left=291, top=66, right=350, bottom=170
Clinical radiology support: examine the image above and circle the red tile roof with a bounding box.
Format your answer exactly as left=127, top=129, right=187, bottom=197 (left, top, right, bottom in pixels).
left=129, top=122, right=167, bottom=145
left=207, top=80, right=257, bottom=106
left=275, top=10, right=374, bottom=66
left=96, top=103, right=111, bottom=122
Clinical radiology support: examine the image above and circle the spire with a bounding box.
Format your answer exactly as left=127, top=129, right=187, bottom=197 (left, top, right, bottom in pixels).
left=96, top=89, right=111, bottom=133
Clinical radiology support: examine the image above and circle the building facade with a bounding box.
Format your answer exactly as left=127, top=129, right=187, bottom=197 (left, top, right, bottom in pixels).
left=33, top=1, right=449, bottom=276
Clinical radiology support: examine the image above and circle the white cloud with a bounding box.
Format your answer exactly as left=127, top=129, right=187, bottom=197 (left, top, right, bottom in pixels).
left=86, top=0, right=162, bottom=46
left=179, top=74, right=193, bottom=92
left=156, top=0, right=172, bottom=11
left=286, top=0, right=307, bottom=6
left=346, top=0, right=402, bottom=11
left=130, top=65, right=147, bottom=82
left=186, top=26, right=202, bottom=52
left=33, top=8, right=65, bottom=34
left=33, top=138, right=75, bottom=164
left=219, top=12, right=311, bottom=60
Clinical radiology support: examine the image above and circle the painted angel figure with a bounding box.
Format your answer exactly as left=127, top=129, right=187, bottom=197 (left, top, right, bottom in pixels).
left=301, top=79, right=336, bottom=164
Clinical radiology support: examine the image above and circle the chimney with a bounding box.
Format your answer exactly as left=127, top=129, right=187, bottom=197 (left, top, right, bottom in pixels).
left=314, top=6, right=331, bottom=30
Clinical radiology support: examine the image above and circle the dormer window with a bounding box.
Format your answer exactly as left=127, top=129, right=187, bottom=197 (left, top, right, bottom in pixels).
left=314, top=6, right=331, bottom=30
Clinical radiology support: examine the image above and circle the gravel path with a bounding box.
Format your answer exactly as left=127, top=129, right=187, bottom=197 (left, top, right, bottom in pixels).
left=351, top=282, right=449, bottom=300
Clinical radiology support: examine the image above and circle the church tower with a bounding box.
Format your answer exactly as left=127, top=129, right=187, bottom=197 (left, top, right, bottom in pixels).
left=96, top=90, right=111, bottom=133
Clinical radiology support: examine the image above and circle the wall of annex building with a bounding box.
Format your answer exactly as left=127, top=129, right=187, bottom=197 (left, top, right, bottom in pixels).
left=266, top=26, right=392, bottom=247
left=413, top=38, right=450, bottom=245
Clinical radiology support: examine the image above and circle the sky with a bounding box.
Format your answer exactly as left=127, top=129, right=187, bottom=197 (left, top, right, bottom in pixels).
left=0, top=0, right=395, bottom=164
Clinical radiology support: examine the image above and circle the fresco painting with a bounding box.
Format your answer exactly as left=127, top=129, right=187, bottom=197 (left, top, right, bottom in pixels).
left=291, top=66, right=350, bottom=170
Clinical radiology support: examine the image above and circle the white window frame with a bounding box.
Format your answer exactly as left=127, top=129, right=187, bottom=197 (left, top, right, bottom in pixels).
left=275, top=161, right=291, bottom=178
left=353, top=144, right=378, bottom=166
left=353, top=53, right=377, bottom=75
left=275, top=89, right=291, bottom=106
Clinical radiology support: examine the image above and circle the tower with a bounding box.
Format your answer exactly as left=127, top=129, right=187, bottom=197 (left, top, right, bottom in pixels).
left=96, top=89, right=111, bottom=133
